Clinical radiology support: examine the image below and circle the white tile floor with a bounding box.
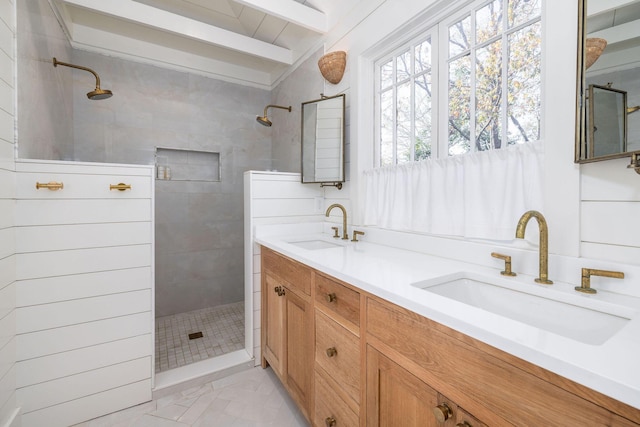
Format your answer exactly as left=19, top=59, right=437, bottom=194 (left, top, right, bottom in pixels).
left=156, top=302, right=245, bottom=373
left=74, top=367, right=309, bottom=426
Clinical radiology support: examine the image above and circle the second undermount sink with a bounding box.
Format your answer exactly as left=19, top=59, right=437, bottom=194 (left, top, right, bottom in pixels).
left=412, top=272, right=635, bottom=345
left=287, top=238, right=343, bottom=250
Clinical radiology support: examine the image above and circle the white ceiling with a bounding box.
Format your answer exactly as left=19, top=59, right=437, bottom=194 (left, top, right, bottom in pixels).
left=587, top=0, right=640, bottom=52
left=50, top=0, right=360, bottom=89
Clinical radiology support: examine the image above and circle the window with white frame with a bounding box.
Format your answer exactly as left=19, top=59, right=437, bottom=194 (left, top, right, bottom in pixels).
left=375, top=0, right=541, bottom=165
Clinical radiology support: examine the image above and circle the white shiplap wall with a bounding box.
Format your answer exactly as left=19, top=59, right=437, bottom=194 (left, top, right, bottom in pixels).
left=0, top=0, right=17, bottom=426
left=580, top=158, right=640, bottom=265
left=243, top=171, right=324, bottom=365
left=13, top=160, right=153, bottom=427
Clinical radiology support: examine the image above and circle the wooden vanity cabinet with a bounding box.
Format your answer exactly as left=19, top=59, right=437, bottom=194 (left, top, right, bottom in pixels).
left=366, top=295, right=640, bottom=426
left=261, top=246, right=640, bottom=427
left=261, top=248, right=313, bottom=421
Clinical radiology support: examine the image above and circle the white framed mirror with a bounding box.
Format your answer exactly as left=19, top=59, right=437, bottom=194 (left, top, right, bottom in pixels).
left=301, top=94, right=345, bottom=186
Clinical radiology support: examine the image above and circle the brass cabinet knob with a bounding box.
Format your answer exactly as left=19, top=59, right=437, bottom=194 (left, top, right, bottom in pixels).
left=326, top=293, right=337, bottom=303
left=433, top=403, right=453, bottom=423
left=273, top=286, right=285, bottom=296
left=456, top=422, right=473, bottom=427
left=326, top=347, right=337, bottom=357
left=325, top=416, right=336, bottom=427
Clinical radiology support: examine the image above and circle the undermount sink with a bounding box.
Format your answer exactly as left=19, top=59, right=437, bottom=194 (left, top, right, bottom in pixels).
left=287, top=239, right=343, bottom=250
left=412, top=272, right=635, bottom=345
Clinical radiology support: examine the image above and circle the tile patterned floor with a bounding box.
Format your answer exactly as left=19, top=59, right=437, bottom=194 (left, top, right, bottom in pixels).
left=74, top=367, right=309, bottom=426
left=156, top=302, right=245, bottom=373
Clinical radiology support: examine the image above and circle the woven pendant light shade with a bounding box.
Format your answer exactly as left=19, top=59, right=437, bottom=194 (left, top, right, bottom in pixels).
left=318, top=51, right=347, bottom=84
left=585, top=38, right=607, bottom=70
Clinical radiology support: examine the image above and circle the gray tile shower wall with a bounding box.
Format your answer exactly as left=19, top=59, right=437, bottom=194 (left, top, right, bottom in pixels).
left=66, top=51, right=272, bottom=316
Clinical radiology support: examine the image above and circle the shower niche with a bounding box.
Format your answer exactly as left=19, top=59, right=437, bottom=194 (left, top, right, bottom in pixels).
left=155, top=147, right=221, bottom=182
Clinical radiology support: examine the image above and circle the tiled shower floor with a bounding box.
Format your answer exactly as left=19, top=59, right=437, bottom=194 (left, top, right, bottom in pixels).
left=155, top=302, right=245, bottom=373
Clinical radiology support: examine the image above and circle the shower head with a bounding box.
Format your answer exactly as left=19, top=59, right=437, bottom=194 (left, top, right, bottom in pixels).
left=53, top=57, right=113, bottom=100
left=256, top=116, right=272, bottom=127
left=256, top=104, right=291, bottom=127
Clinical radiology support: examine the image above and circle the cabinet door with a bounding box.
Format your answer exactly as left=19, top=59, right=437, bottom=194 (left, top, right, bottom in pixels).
left=285, top=288, right=313, bottom=413
left=263, top=273, right=285, bottom=377
left=366, top=345, right=441, bottom=427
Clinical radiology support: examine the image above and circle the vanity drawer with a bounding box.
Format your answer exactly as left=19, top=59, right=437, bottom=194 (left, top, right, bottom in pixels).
left=262, top=247, right=311, bottom=296
left=315, top=310, right=360, bottom=404
left=314, top=368, right=359, bottom=427
left=315, top=273, right=360, bottom=329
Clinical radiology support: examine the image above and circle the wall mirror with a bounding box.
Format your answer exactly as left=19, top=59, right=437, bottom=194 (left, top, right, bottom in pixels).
left=576, top=0, right=640, bottom=163
left=301, top=94, right=345, bottom=187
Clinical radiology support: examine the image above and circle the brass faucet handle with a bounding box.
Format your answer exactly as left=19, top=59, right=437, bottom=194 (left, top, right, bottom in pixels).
left=351, top=230, right=365, bottom=242
left=491, top=252, right=516, bottom=276
left=331, top=226, right=339, bottom=238
left=576, top=268, right=624, bottom=294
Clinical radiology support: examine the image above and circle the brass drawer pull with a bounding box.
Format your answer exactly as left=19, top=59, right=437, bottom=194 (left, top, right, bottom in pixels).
left=325, top=416, right=336, bottom=427
left=35, top=181, right=64, bottom=191
left=433, top=403, right=453, bottom=422
left=110, top=183, right=132, bottom=191
left=326, top=293, right=337, bottom=303
left=326, top=347, right=337, bottom=358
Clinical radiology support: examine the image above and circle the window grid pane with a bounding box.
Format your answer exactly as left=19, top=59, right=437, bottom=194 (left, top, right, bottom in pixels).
left=397, top=82, right=412, bottom=163
left=476, top=39, right=503, bottom=151
left=415, top=73, right=432, bottom=160
left=380, top=89, right=394, bottom=166
left=448, top=55, right=471, bottom=156
left=508, top=0, right=541, bottom=28
left=507, top=21, right=541, bottom=145
left=449, top=15, right=471, bottom=58
left=397, top=50, right=411, bottom=82
left=380, top=59, right=393, bottom=90
left=476, top=0, right=502, bottom=44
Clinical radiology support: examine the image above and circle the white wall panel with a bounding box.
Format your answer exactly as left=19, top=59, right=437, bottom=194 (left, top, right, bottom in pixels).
left=581, top=159, right=640, bottom=201
left=15, top=199, right=151, bottom=226
left=16, top=290, right=151, bottom=333
left=0, top=282, right=14, bottom=320
left=16, top=160, right=152, bottom=176
left=20, top=379, right=151, bottom=427
left=0, top=311, right=13, bottom=354
left=17, top=357, right=150, bottom=414
left=16, top=222, right=151, bottom=252
left=581, top=201, right=640, bottom=249
left=0, top=168, right=13, bottom=199
left=16, top=244, right=151, bottom=279
left=17, top=267, right=151, bottom=306
left=581, top=242, right=640, bottom=267
left=17, top=312, right=151, bottom=361
left=16, top=335, right=151, bottom=388
left=0, top=199, right=12, bottom=229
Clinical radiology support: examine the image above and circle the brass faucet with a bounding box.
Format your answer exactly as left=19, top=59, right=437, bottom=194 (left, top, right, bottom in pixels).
left=576, top=268, right=624, bottom=294
left=515, top=210, right=553, bottom=284
left=325, top=203, right=349, bottom=240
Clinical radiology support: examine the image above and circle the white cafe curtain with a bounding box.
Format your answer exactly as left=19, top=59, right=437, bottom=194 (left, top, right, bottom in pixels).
left=362, top=141, right=544, bottom=241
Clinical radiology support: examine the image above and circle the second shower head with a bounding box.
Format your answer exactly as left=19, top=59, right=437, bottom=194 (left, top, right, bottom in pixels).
left=256, top=105, right=291, bottom=127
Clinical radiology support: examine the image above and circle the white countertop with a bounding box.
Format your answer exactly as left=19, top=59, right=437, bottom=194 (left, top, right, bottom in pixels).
left=256, top=228, right=640, bottom=410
